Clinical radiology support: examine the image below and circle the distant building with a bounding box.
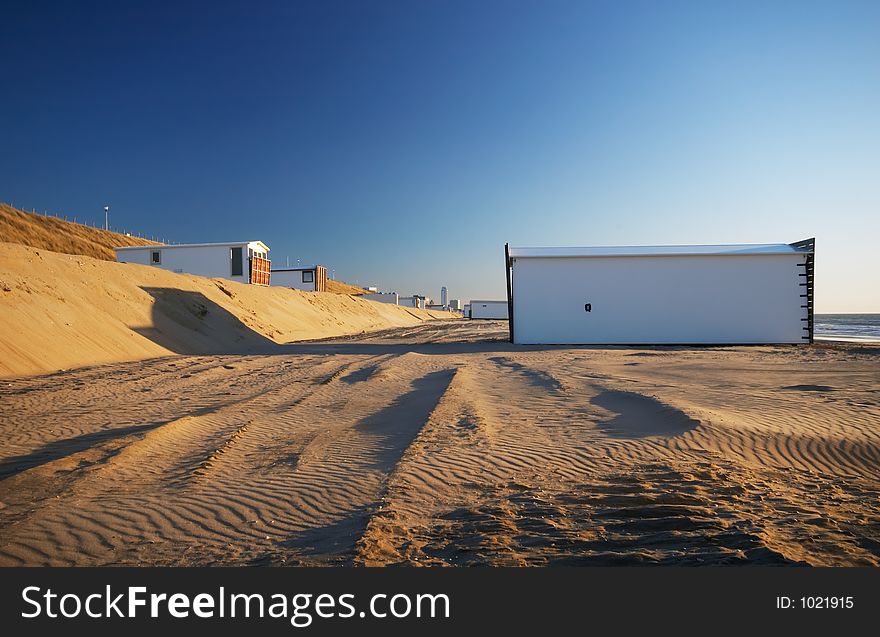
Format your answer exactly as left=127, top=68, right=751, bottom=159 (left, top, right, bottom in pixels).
left=270, top=265, right=328, bottom=292
left=449, top=299, right=462, bottom=311
left=470, top=300, right=509, bottom=320
left=366, top=286, right=379, bottom=293
left=362, top=292, right=399, bottom=305
left=440, top=286, right=448, bottom=307
left=115, top=241, right=271, bottom=285
left=399, top=296, right=423, bottom=309
left=399, top=296, right=420, bottom=309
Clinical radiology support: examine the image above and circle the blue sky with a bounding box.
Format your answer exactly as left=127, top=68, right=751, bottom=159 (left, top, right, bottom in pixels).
left=1, top=0, right=878, bottom=310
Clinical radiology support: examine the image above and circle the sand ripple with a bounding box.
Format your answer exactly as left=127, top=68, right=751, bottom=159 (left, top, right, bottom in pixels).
left=1, top=321, right=878, bottom=566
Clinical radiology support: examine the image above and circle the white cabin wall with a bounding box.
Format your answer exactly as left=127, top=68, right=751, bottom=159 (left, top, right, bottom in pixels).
left=114, top=248, right=152, bottom=265
left=270, top=270, right=317, bottom=291
left=398, top=297, right=423, bottom=308
left=362, top=292, right=399, bottom=304
left=116, top=245, right=249, bottom=283
left=159, top=245, right=248, bottom=282
left=470, top=301, right=509, bottom=320
left=511, top=255, right=808, bottom=344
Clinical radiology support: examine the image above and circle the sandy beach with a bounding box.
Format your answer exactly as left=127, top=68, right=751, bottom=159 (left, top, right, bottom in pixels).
left=0, top=242, right=452, bottom=377
left=1, top=319, right=877, bottom=566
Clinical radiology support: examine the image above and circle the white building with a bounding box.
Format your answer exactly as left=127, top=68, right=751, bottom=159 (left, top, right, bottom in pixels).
left=504, top=240, right=815, bottom=345
left=470, top=300, right=509, bottom=320
left=362, top=292, right=399, bottom=305
left=398, top=296, right=423, bottom=309
left=449, top=299, right=462, bottom=311
left=271, top=265, right=327, bottom=292
left=115, top=241, right=271, bottom=285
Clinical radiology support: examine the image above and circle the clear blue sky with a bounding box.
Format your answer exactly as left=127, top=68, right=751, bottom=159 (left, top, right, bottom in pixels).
left=1, top=0, right=878, bottom=311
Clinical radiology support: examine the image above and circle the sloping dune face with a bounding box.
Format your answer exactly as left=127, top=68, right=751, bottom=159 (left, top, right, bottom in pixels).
left=0, top=204, right=160, bottom=261
left=0, top=320, right=877, bottom=566
left=0, top=242, right=455, bottom=377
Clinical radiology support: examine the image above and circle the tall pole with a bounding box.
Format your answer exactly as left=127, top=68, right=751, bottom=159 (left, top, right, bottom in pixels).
left=104, top=205, right=110, bottom=230
left=504, top=243, right=514, bottom=343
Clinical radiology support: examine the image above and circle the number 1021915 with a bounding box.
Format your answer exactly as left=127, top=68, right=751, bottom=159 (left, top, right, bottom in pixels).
left=777, top=596, right=854, bottom=609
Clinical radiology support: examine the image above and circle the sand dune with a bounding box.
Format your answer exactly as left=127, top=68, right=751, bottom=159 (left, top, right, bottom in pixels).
left=0, top=203, right=159, bottom=261
left=0, top=320, right=877, bottom=566
left=1, top=203, right=375, bottom=297
left=0, top=242, right=454, bottom=377
left=325, top=279, right=369, bottom=295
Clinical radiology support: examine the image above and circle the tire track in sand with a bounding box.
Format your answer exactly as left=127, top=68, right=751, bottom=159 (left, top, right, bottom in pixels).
left=356, top=352, right=880, bottom=566
left=0, top=353, right=457, bottom=566
left=0, top=355, right=364, bottom=565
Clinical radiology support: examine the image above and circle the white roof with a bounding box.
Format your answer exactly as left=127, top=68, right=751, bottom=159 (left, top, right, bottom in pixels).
left=115, top=241, right=269, bottom=252
left=470, top=300, right=508, bottom=304
left=509, top=242, right=812, bottom=258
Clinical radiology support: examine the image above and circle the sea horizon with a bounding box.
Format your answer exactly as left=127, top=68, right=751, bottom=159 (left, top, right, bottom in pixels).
left=815, top=313, right=880, bottom=343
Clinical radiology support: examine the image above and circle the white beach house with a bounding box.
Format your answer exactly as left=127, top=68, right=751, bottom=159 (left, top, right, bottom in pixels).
left=270, top=265, right=328, bottom=292
left=399, top=295, right=433, bottom=309
left=115, top=241, right=271, bottom=285
left=362, top=292, right=399, bottom=305
left=470, top=300, right=510, bottom=320
left=398, top=296, right=422, bottom=309
left=504, top=239, right=815, bottom=345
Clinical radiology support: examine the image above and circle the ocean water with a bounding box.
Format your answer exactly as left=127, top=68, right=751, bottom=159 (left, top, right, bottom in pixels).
left=815, top=314, right=880, bottom=343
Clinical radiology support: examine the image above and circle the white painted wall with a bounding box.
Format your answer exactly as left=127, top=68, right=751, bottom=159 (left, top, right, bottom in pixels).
left=399, top=296, right=423, bottom=309
left=115, top=243, right=257, bottom=284
left=271, top=269, right=317, bottom=291
left=470, top=301, right=509, bottom=320
left=114, top=247, right=153, bottom=266
left=362, top=292, right=399, bottom=304
left=511, top=254, right=809, bottom=344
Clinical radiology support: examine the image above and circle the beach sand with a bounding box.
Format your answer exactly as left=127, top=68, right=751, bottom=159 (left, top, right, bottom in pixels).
left=0, top=242, right=453, bottom=377
left=1, top=320, right=877, bottom=566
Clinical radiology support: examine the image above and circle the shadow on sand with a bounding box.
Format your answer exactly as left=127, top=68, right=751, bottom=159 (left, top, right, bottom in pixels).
left=0, top=423, right=161, bottom=480
left=274, top=369, right=456, bottom=564
left=590, top=389, right=700, bottom=439
left=133, top=287, right=277, bottom=355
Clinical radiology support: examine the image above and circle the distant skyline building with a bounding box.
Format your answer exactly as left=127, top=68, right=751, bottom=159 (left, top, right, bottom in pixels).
left=441, top=286, right=448, bottom=307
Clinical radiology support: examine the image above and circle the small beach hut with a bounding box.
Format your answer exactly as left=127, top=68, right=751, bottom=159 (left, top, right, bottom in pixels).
left=270, top=265, right=327, bottom=292
left=115, top=241, right=271, bottom=285
left=470, top=300, right=510, bottom=320
left=504, top=240, right=815, bottom=344
left=362, top=292, right=400, bottom=305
